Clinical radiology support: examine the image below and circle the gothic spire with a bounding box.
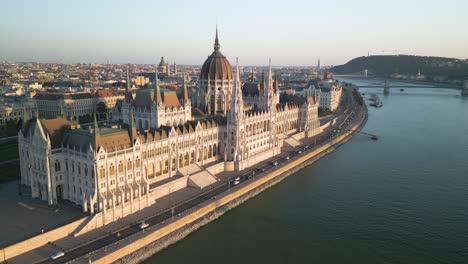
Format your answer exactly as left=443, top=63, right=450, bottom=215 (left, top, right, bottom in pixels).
left=94, top=113, right=99, bottom=132
left=126, top=64, right=131, bottom=92
left=214, top=26, right=220, bottom=52
left=154, top=67, right=162, bottom=105
left=93, top=113, right=100, bottom=150
left=128, top=108, right=137, bottom=145
left=229, top=58, right=244, bottom=121
left=183, top=73, right=189, bottom=104
left=274, top=70, right=279, bottom=93
left=268, top=58, right=272, bottom=82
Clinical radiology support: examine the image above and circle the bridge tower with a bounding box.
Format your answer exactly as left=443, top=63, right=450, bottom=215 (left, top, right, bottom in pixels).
left=384, top=80, right=390, bottom=95
left=364, top=69, right=368, bottom=77
left=462, top=80, right=468, bottom=96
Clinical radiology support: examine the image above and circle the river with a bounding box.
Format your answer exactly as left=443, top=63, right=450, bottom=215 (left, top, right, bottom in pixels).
left=144, top=78, right=468, bottom=264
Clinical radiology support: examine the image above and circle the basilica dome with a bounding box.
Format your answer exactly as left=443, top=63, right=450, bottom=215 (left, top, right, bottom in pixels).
left=200, top=29, right=233, bottom=81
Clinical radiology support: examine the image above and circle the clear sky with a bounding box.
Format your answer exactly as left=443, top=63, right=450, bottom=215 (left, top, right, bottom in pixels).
left=1, top=0, right=468, bottom=66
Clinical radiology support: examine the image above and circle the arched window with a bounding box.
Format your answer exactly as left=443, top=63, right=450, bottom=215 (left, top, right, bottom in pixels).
left=99, top=167, right=105, bottom=179
left=84, top=165, right=88, bottom=177
left=109, top=164, right=115, bottom=176
left=118, top=162, right=124, bottom=174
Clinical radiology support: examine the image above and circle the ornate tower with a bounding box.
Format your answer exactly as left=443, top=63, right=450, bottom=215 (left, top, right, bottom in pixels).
left=226, top=59, right=245, bottom=168
left=122, top=64, right=132, bottom=125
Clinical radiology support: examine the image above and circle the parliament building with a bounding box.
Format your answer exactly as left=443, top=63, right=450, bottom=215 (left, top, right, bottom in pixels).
left=18, top=30, right=322, bottom=217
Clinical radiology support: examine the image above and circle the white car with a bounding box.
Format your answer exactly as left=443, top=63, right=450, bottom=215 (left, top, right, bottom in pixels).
left=273, top=161, right=279, bottom=166
left=286, top=155, right=290, bottom=160
left=234, top=177, right=240, bottom=181
left=50, top=251, right=65, bottom=260
left=234, top=180, right=240, bottom=185
left=139, top=222, right=149, bottom=229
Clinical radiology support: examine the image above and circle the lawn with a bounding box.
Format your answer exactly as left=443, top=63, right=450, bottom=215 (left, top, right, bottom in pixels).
left=0, top=141, right=19, bottom=162
left=0, top=162, right=20, bottom=184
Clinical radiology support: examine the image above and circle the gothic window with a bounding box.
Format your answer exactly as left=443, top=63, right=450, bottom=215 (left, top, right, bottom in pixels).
left=55, top=160, right=61, bottom=172
left=109, top=164, right=115, bottom=176
left=99, top=167, right=105, bottom=179
left=84, top=165, right=88, bottom=177
left=118, top=162, right=123, bottom=174
left=77, top=163, right=81, bottom=175
left=136, top=158, right=141, bottom=168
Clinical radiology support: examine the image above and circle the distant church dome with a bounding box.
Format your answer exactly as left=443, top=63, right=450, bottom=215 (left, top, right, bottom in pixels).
left=200, top=28, right=233, bottom=81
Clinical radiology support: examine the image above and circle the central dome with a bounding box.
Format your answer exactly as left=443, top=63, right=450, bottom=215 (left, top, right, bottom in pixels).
left=200, top=29, right=233, bottom=81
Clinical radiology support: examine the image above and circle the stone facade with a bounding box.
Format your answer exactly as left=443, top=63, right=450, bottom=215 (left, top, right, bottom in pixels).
left=18, top=30, right=321, bottom=216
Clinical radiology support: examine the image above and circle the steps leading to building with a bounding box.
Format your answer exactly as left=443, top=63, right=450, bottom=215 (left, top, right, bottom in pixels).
left=188, top=170, right=218, bottom=189
left=284, top=137, right=301, bottom=147
left=178, top=164, right=203, bottom=176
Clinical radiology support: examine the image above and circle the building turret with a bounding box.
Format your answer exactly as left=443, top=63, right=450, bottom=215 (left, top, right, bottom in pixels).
left=182, top=73, right=190, bottom=105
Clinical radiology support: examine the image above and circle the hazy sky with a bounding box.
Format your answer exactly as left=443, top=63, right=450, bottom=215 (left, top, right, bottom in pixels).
left=1, top=0, right=468, bottom=66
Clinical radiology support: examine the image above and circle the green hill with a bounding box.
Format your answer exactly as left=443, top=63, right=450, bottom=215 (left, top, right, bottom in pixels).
left=331, top=55, right=468, bottom=81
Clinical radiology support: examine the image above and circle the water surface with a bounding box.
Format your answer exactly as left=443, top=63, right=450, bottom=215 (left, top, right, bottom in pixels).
left=145, top=79, right=468, bottom=264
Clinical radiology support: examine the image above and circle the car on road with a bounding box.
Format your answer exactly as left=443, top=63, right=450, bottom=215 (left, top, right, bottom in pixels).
left=286, top=155, right=290, bottom=160
left=50, top=251, right=65, bottom=260
left=298, top=150, right=303, bottom=154
left=234, top=180, right=240, bottom=185
left=234, top=177, right=240, bottom=181
left=272, top=161, right=279, bottom=166
left=139, top=221, right=149, bottom=229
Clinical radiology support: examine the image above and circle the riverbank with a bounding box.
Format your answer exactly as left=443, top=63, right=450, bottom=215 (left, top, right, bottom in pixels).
left=336, top=75, right=462, bottom=89
left=146, top=81, right=468, bottom=264
left=74, top=105, right=367, bottom=264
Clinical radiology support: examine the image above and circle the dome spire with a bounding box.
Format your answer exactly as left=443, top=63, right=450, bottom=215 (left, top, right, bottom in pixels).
left=214, top=25, right=220, bottom=52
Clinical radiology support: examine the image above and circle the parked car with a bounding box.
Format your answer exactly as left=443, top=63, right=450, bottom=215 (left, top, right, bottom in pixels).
left=50, top=251, right=65, bottom=260
left=139, top=221, right=149, bottom=229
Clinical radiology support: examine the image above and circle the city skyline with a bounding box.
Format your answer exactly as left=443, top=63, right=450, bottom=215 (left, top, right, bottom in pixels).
left=1, top=0, right=468, bottom=66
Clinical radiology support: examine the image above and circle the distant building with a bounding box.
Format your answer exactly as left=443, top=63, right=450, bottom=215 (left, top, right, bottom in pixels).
left=319, top=81, right=342, bottom=112
left=34, top=91, right=96, bottom=120
left=132, top=75, right=150, bottom=87
left=0, top=97, right=36, bottom=127
left=158, top=57, right=171, bottom=76
left=93, top=89, right=125, bottom=110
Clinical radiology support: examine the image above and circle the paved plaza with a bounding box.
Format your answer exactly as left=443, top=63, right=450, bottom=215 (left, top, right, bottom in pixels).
left=0, top=180, right=84, bottom=248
